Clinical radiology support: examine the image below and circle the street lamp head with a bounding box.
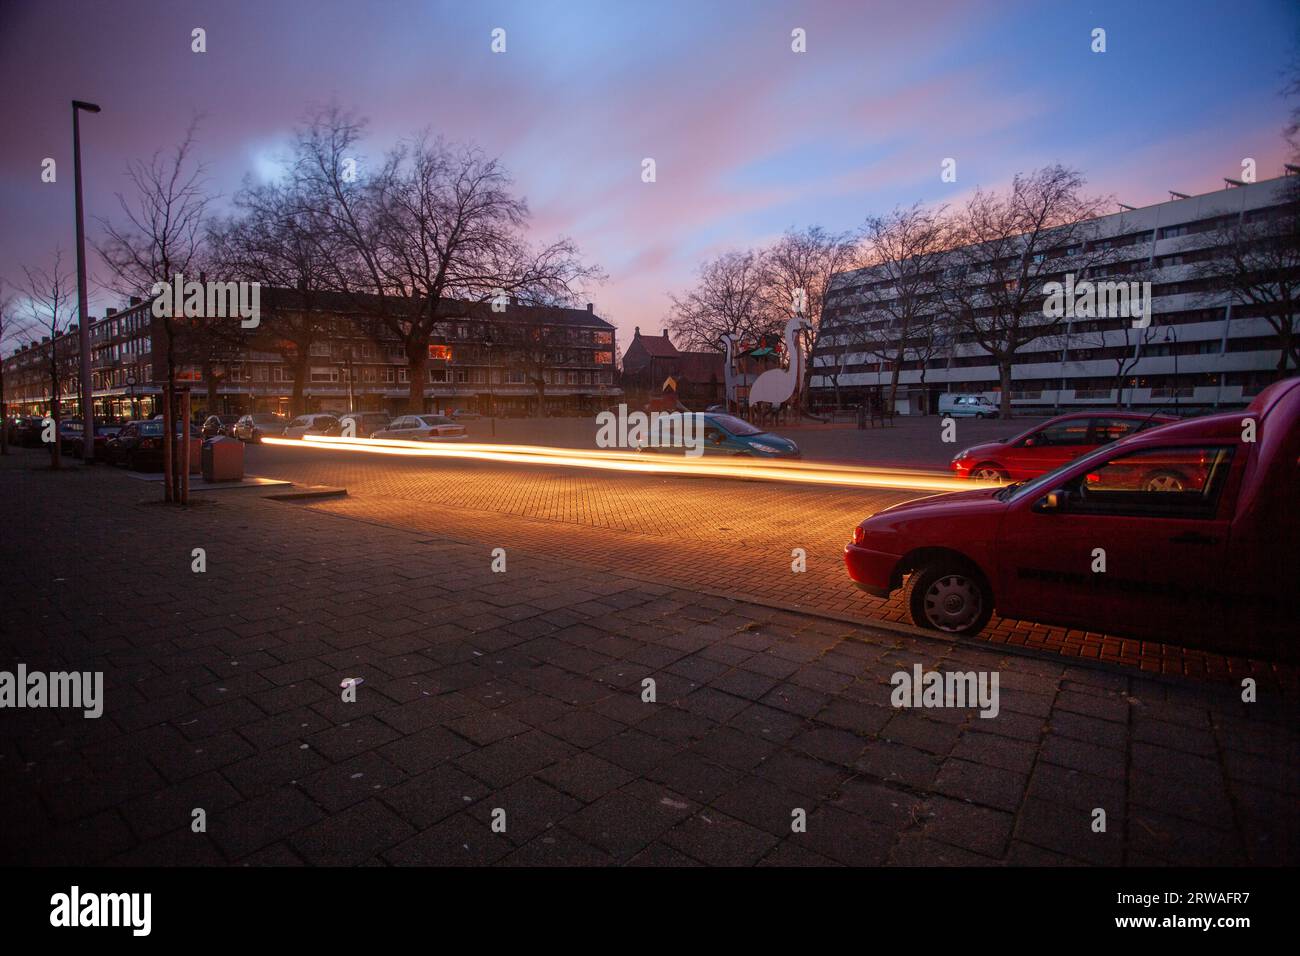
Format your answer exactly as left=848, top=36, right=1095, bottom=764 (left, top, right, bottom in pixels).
left=72, top=100, right=101, bottom=113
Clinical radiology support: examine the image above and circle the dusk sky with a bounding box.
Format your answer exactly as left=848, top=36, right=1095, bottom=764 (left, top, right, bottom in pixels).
left=2, top=0, right=1297, bottom=349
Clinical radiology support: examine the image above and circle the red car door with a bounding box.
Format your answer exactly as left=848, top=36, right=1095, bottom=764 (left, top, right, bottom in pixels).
left=995, top=442, right=1239, bottom=641
left=1004, top=417, right=1093, bottom=480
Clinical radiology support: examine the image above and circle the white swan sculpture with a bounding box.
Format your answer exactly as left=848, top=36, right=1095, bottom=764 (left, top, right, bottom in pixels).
left=748, top=317, right=810, bottom=410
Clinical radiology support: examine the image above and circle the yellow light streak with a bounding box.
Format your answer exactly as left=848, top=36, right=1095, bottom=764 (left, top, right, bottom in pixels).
left=261, top=434, right=991, bottom=493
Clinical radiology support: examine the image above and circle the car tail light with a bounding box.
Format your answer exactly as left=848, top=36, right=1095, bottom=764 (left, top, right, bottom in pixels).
left=852, top=526, right=865, bottom=545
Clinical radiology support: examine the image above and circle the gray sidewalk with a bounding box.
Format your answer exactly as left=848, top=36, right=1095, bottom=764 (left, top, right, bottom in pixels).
left=1, top=451, right=1296, bottom=866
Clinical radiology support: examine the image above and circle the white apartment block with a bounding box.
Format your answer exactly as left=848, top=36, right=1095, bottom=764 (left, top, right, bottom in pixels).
left=812, top=174, right=1296, bottom=413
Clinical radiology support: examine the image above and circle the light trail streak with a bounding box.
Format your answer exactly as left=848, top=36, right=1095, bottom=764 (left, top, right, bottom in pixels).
left=262, top=434, right=992, bottom=493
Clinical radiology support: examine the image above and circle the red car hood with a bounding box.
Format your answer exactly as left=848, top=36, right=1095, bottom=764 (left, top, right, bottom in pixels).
left=954, top=439, right=1009, bottom=461
left=867, top=486, right=1005, bottom=525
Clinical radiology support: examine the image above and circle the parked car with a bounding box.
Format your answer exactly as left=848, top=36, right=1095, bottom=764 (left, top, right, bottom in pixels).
left=283, top=414, right=340, bottom=439
left=939, top=394, right=1000, bottom=418
left=323, top=411, right=392, bottom=438
left=15, top=416, right=46, bottom=447
left=231, top=413, right=287, bottom=443
left=371, top=414, right=468, bottom=441
left=950, top=411, right=1177, bottom=482
left=57, top=418, right=84, bottom=453
left=201, top=414, right=242, bottom=439
left=104, top=420, right=202, bottom=471
left=68, top=423, right=123, bottom=460
left=637, top=412, right=801, bottom=458
left=844, top=377, right=1300, bottom=652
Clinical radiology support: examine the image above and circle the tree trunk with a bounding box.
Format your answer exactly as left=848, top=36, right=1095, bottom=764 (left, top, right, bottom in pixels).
left=48, top=393, right=61, bottom=470
left=203, top=364, right=220, bottom=416
left=887, top=354, right=903, bottom=416
left=998, top=359, right=1013, bottom=418
left=291, top=357, right=310, bottom=415
left=405, top=351, right=427, bottom=413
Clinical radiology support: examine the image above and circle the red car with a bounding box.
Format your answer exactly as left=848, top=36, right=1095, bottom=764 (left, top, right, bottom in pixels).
left=950, top=411, right=1176, bottom=482
left=845, top=378, right=1300, bottom=653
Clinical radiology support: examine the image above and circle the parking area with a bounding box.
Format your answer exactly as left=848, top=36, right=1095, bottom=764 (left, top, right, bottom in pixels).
left=2, top=451, right=1296, bottom=866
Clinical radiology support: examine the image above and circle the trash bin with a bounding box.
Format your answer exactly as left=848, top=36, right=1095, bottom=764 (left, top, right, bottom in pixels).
left=202, top=435, right=244, bottom=482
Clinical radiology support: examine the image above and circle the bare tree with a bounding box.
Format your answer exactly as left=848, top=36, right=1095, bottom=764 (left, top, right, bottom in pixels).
left=17, top=251, right=76, bottom=469
left=1063, top=315, right=1159, bottom=406
left=0, top=280, right=14, bottom=455
left=856, top=204, right=950, bottom=412
left=667, top=249, right=777, bottom=352
left=1189, top=178, right=1300, bottom=379
left=760, top=226, right=858, bottom=413
left=96, top=119, right=214, bottom=500
left=295, top=106, right=599, bottom=412
left=940, top=165, right=1113, bottom=417
left=209, top=178, right=342, bottom=414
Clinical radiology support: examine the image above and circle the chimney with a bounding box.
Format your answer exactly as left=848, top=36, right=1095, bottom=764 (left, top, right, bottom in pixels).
left=586, top=303, right=593, bottom=312
left=634, top=326, right=640, bottom=337
left=106, top=307, right=117, bottom=316
left=663, top=329, right=669, bottom=338
left=129, top=296, right=142, bottom=306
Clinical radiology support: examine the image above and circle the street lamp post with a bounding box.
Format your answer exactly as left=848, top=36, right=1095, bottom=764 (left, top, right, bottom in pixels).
left=72, top=99, right=101, bottom=462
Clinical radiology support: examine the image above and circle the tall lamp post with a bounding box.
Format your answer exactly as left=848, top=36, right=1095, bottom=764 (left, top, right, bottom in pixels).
left=72, top=99, right=101, bottom=462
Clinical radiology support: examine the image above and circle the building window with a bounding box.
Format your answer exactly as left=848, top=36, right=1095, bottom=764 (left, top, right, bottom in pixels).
left=310, top=367, right=339, bottom=384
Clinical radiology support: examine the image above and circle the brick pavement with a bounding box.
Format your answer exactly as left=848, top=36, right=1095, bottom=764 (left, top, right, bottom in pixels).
left=1, top=450, right=1297, bottom=866
left=250, top=443, right=1296, bottom=684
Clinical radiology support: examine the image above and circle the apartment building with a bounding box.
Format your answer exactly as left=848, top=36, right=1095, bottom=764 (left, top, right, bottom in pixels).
left=811, top=174, right=1297, bottom=413
left=3, top=291, right=620, bottom=419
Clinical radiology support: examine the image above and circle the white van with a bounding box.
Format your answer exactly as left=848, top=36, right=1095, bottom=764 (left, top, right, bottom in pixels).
left=938, top=394, right=1000, bottom=419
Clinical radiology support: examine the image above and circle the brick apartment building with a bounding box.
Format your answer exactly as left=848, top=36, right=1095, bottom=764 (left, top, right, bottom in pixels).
left=3, top=290, right=621, bottom=420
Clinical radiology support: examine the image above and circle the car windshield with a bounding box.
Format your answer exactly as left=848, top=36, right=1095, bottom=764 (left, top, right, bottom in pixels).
left=707, top=414, right=763, bottom=436
left=419, top=416, right=454, bottom=426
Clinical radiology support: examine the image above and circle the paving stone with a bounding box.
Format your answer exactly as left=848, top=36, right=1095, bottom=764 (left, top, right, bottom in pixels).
left=290, top=799, right=415, bottom=865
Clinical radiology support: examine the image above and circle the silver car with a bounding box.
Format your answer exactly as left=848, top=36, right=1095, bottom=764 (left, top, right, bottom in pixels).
left=371, top=414, right=468, bottom=441
left=283, top=414, right=340, bottom=439
left=232, top=413, right=287, bottom=443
